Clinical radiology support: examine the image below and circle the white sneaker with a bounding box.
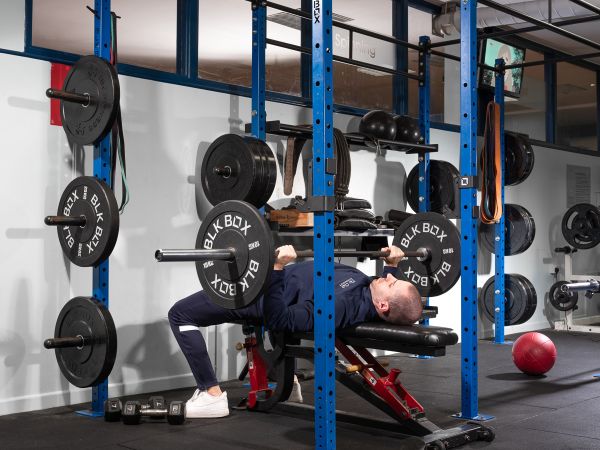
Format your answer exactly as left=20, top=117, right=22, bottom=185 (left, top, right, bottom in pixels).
left=185, top=389, right=229, bottom=418
left=287, top=375, right=303, bottom=403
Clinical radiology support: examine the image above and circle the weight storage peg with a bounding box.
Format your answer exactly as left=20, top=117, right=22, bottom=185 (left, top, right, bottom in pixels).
left=44, top=297, right=117, bottom=388
left=479, top=204, right=536, bottom=255
left=46, top=55, right=120, bottom=146
left=479, top=274, right=537, bottom=325
left=155, top=200, right=462, bottom=308
left=549, top=281, right=579, bottom=311
left=561, top=203, right=600, bottom=250
left=200, top=134, right=277, bottom=208
left=45, top=176, right=119, bottom=267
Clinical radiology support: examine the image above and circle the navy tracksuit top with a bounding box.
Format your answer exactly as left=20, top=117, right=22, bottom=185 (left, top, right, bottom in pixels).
left=263, top=261, right=397, bottom=332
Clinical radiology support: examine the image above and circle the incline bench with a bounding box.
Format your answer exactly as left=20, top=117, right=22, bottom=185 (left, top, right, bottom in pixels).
left=234, top=316, right=495, bottom=450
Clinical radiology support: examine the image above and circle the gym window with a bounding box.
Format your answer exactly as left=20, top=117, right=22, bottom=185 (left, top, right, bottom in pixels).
left=198, top=0, right=303, bottom=96
left=408, top=7, right=458, bottom=124
left=504, top=49, right=546, bottom=141
left=331, top=0, right=395, bottom=111
left=556, top=62, right=597, bottom=151
left=21, top=0, right=600, bottom=154
left=32, top=0, right=94, bottom=56
left=31, top=0, right=178, bottom=73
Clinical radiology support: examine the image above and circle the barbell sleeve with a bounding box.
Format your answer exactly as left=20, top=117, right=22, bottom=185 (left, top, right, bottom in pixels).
left=46, top=88, right=91, bottom=106
left=44, top=336, right=87, bottom=349
left=213, top=166, right=232, bottom=177
left=155, top=247, right=430, bottom=262
left=45, top=215, right=87, bottom=227
left=561, top=280, right=600, bottom=293
left=155, top=248, right=236, bottom=262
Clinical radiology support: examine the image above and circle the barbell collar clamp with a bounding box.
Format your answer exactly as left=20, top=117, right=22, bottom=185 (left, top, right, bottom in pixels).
left=45, top=215, right=87, bottom=227
left=44, top=335, right=87, bottom=349
left=46, top=88, right=92, bottom=107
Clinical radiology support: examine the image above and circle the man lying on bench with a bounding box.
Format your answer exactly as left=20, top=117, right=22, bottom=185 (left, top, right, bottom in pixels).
left=168, top=244, right=423, bottom=419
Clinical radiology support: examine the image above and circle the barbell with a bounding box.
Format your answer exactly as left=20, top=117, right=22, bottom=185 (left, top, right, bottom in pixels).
left=155, top=200, right=461, bottom=309
left=156, top=247, right=431, bottom=262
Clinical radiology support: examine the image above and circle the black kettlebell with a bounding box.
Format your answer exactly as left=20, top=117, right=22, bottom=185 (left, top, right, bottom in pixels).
left=359, top=110, right=397, bottom=140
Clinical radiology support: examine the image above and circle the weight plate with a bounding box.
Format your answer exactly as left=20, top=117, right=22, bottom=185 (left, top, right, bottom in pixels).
left=248, top=138, right=277, bottom=208
left=561, top=203, right=600, bottom=250
left=201, top=134, right=275, bottom=208
left=479, top=204, right=535, bottom=255
left=53, top=297, right=117, bottom=388
left=61, top=56, right=120, bottom=146
left=405, top=160, right=460, bottom=216
left=244, top=138, right=266, bottom=208
left=504, top=133, right=534, bottom=186
left=549, top=281, right=579, bottom=311
left=514, top=274, right=538, bottom=323
left=393, top=212, right=461, bottom=297
left=195, top=200, right=274, bottom=309
left=55, top=176, right=119, bottom=267
left=479, top=274, right=537, bottom=325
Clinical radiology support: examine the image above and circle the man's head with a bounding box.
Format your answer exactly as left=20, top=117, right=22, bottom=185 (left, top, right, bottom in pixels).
left=369, top=273, right=423, bottom=325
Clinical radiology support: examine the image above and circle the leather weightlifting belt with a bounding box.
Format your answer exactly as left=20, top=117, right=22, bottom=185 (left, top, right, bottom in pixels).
left=283, top=127, right=351, bottom=206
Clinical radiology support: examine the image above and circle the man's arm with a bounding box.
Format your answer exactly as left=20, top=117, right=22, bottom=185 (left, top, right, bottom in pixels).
left=381, top=245, right=404, bottom=276
left=262, top=245, right=314, bottom=331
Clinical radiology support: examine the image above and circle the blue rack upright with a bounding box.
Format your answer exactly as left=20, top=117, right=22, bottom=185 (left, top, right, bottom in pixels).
left=311, top=1, right=337, bottom=447
left=79, top=0, right=113, bottom=418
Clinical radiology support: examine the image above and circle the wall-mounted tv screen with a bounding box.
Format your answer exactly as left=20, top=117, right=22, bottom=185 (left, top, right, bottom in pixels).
left=479, top=38, right=526, bottom=97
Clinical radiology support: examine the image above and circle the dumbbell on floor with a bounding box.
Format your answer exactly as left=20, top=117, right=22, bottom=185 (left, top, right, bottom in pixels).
left=122, top=400, right=186, bottom=425
left=104, top=396, right=173, bottom=423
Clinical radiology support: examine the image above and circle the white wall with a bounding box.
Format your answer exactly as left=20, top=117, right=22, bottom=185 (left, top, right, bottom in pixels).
left=0, top=52, right=393, bottom=415
left=2, top=46, right=600, bottom=416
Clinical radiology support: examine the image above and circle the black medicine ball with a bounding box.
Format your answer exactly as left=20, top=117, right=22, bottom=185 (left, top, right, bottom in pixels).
left=359, top=110, right=397, bottom=140
left=394, top=115, right=422, bottom=144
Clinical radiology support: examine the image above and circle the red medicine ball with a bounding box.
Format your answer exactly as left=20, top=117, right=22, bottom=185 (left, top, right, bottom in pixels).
left=512, top=332, right=557, bottom=375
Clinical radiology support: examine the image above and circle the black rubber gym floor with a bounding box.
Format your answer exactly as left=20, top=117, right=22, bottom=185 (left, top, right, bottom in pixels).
left=2, top=329, right=600, bottom=450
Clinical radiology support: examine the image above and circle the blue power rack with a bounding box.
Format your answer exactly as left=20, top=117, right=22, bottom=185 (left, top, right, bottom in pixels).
left=311, top=1, right=337, bottom=447
left=418, top=35, right=432, bottom=331
left=78, top=0, right=113, bottom=418
left=456, top=0, right=492, bottom=421
left=493, top=58, right=507, bottom=345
